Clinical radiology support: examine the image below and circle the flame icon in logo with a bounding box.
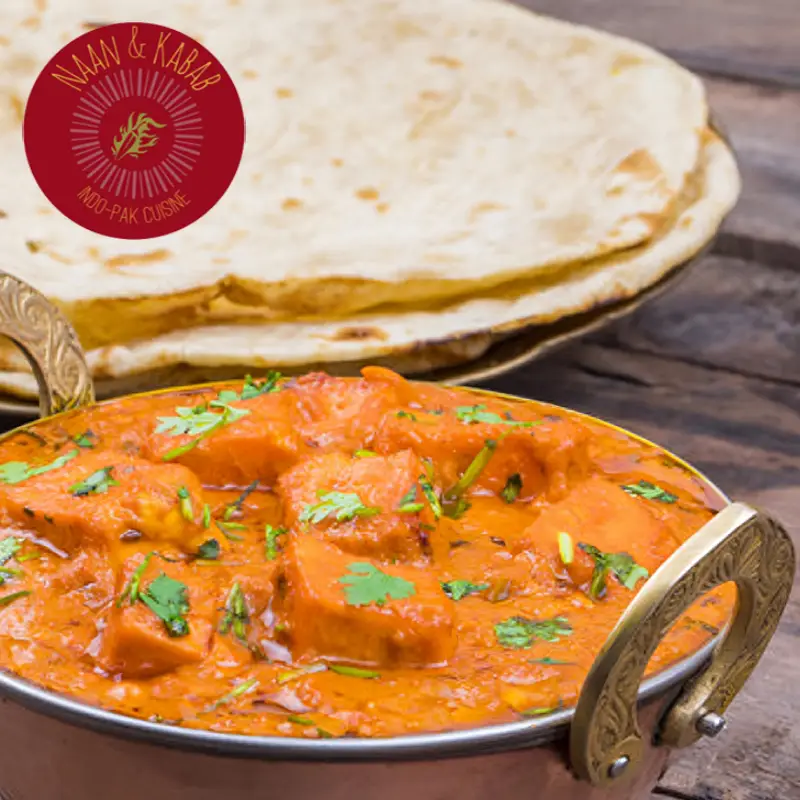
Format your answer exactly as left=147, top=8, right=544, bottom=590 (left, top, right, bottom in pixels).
left=111, top=112, right=166, bottom=161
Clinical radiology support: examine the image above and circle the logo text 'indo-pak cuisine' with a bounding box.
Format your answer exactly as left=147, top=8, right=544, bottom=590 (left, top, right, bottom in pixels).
left=24, top=22, right=245, bottom=239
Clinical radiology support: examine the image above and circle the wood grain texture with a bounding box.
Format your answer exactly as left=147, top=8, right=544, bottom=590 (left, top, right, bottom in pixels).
left=522, top=0, right=800, bottom=86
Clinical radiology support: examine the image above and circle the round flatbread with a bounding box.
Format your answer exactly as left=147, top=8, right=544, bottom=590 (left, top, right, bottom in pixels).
left=0, top=0, right=707, bottom=348
left=0, top=133, right=739, bottom=401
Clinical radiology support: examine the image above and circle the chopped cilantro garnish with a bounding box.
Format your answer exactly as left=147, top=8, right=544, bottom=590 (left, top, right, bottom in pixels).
left=441, top=580, right=489, bottom=601
left=442, top=439, right=498, bottom=518
left=528, top=657, right=576, bottom=665
left=621, top=480, right=677, bottom=504
left=277, top=664, right=328, bottom=684
left=265, top=525, right=288, bottom=560
left=0, top=537, right=21, bottom=567
left=455, top=404, right=541, bottom=427
left=139, top=573, right=191, bottom=637
left=521, top=706, right=558, bottom=717
left=217, top=372, right=283, bottom=404
left=196, top=539, right=220, bottom=560
left=211, top=678, right=259, bottom=710
left=223, top=480, right=259, bottom=521
left=501, top=473, right=522, bottom=503
left=72, top=431, right=95, bottom=448
left=418, top=474, right=442, bottom=519
left=579, top=543, right=649, bottom=599
left=395, top=410, right=418, bottom=422
left=117, top=554, right=153, bottom=607
left=0, top=589, right=31, bottom=608
left=219, top=583, right=249, bottom=643
left=494, top=616, right=573, bottom=649
left=177, top=486, right=194, bottom=521
left=299, top=491, right=380, bottom=524
left=354, top=449, right=378, bottom=458
left=338, top=562, right=416, bottom=607
left=0, top=449, right=79, bottom=485
left=328, top=664, right=381, bottom=679
left=396, top=484, right=424, bottom=514
left=558, top=532, right=574, bottom=565
left=215, top=520, right=245, bottom=541
left=156, top=402, right=250, bottom=461
left=287, top=714, right=315, bottom=726
left=70, top=466, right=119, bottom=497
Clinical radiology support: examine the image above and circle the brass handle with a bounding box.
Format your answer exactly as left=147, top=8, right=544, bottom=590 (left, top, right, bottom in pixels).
left=570, top=502, right=795, bottom=788
left=0, top=272, right=94, bottom=416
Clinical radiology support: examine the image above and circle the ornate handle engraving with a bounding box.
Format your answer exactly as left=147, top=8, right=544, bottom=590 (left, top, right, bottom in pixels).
left=570, top=502, right=795, bottom=788
left=0, top=272, right=94, bottom=416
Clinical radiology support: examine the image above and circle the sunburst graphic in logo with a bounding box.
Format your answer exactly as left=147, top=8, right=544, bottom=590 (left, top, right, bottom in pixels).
left=111, top=112, right=166, bottom=161
left=69, top=68, right=204, bottom=200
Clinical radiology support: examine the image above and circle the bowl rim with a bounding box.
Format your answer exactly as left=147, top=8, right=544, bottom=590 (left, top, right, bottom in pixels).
left=0, top=380, right=729, bottom=761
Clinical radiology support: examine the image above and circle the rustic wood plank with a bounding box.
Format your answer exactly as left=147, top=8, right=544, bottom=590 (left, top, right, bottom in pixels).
left=519, top=0, right=800, bottom=86
left=592, top=255, right=800, bottom=388
left=704, top=79, right=800, bottom=261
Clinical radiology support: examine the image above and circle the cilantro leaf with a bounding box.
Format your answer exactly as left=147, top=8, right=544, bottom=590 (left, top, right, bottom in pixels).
left=217, top=372, right=283, bottom=404
left=70, top=466, right=119, bottom=497
left=0, top=449, right=79, bottom=485
left=441, top=580, right=489, bottom=601
left=265, top=525, right=288, bottom=560
left=501, top=473, right=522, bottom=503
left=621, top=480, right=677, bottom=504
left=338, top=562, right=416, bottom=607
left=455, top=405, right=541, bottom=428
left=72, top=431, right=95, bottom=448
left=156, top=402, right=250, bottom=461
left=139, top=573, right=190, bottom=637
left=0, top=537, right=21, bottom=566
left=579, top=543, right=649, bottom=599
left=494, top=616, right=573, bottom=649
left=196, top=539, right=220, bottom=560
left=219, top=582, right=249, bottom=643
left=299, top=491, right=380, bottom=524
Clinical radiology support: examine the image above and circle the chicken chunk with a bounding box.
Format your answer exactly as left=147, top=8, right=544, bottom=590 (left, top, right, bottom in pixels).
left=142, top=388, right=310, bottom=486
left=99, top=554, right=215, bottom=678
left=0, top=449, right=208, bottom=554
left=277, top=449, right=431, bottom=561
left=372, top=399, right=591, bottom=502
left=284, top=536, right=456, bottom=667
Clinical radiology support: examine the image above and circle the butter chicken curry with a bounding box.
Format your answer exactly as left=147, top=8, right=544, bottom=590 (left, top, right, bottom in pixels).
left=0, top=369, right=731, bottom=738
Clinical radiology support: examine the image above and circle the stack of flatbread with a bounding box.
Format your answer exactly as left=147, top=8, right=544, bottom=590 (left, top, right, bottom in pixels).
left=0, top=0, right=739, bottom=401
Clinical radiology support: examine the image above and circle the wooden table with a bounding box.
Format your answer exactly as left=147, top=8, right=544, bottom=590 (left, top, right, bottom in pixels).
left=0, top=2, right=796, bottom=798
left=496, top=3, right=800, bottom=798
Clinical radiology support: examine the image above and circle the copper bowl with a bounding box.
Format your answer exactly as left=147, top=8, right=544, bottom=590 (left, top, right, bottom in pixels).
left=0, top=272, right=793, bottom=800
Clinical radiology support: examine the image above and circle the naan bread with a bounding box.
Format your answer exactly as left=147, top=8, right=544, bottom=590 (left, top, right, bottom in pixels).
left=0, top=133, right=739, bottom=400
left=0, top=0, right=707, bottom=347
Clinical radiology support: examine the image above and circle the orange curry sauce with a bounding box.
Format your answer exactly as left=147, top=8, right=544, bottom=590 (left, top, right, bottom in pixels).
left=0, top=368, right=732, bottom=739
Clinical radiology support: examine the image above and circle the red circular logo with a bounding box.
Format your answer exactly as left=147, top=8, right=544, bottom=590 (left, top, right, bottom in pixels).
left=23, top=22, right=245, bottom=239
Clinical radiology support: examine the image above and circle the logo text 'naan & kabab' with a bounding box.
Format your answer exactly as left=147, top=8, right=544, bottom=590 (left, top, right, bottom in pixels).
left=24, top=22, right=245, bottom=239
